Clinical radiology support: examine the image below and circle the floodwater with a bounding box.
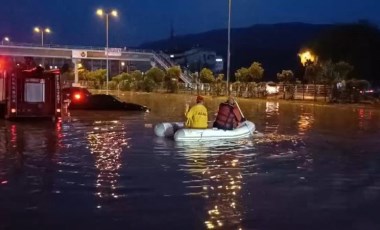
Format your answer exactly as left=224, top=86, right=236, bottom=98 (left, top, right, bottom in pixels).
left=1, top=92, right=380, bottom=230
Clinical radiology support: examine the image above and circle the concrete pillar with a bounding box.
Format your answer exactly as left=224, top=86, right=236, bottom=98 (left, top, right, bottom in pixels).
left=72, top=59, right=80, bottom=87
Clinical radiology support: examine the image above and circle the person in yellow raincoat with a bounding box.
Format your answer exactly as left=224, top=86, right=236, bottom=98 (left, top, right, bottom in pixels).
left=184, top=95, right=208, bottom=129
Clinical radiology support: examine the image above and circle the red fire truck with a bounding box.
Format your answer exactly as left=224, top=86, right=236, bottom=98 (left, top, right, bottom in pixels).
left=0, top=57, right=62, bottom=120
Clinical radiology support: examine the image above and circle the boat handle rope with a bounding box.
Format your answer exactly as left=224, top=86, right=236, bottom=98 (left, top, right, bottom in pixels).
left=244, top=122, right=254, bottom=136
left=197, top=131, right=204, bottom=142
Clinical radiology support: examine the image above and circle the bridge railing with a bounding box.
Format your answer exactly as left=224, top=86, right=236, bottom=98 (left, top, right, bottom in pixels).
left=151, top=51, right=193, bottom=84
left=0, top=42, right=155, bottom=53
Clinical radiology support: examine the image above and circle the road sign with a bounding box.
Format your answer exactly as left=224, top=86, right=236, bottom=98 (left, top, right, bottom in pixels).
left=105, top=48, right=122, bottom=56
left=72, top=50, right=87, bottom=58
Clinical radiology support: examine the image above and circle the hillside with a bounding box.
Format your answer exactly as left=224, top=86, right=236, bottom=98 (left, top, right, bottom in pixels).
left=140, top=23, right=333, bottom=81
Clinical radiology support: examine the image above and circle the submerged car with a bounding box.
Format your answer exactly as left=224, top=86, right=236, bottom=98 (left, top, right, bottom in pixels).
left=62, top=87, right=149, bottom=112
left=360, top=89, right=380, bottom=98
left=62, top=87, right=92, bottom=104
left=266, top=82, right=279, bottom=95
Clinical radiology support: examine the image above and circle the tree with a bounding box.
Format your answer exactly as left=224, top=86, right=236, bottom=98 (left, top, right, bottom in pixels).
left=131, top=70, right=143, bottom=79
left=61, top=71, right=74, bottom=86
left=78, top=67, right=89, bottom=81
left=165, top=66, right=182, bottom=93
left=319, top=60, right=354, bottom=101
left=118, top=73, right=136, bottom=91
left=212, top=74, right=225, bottom=96
left=334, top=61, right=353, bottom=81
left=143, top=68, right=165, bottom=92
left=235, top=62, right=264, bottom=83
left=277, top=70, right=294, bottom=83
left=129, top=70, right=144, bottom=91
left=165, top=66, right=182, bottom=81
left=277, top=70, right=294, bottom=99
left=142, top=77, right=157, bottom=92
left=87, top=69, right=106, bottom=88
left=235, top=67, right=250, bottom=82
left=111, top=74, right=123, bottom=85
left=303, top=62, right=323, bottom=101
left=248, top=62, right=264, bottom=82
left=234, top=62, right=264, bottom=97
left=146, top=67, right=165, bottom=83
left=200, top=68, right=214, bottom=83
left=304, top=63, right=322, bottom=84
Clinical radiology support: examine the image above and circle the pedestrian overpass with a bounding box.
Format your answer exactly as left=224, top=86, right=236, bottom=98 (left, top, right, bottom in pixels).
left=0, top=43, right=192, bottom=83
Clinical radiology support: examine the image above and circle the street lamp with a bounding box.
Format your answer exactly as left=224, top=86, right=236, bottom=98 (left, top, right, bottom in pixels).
left=298, top=50, right=316, bottom=66
left=34, top=27, right=51, bottom=46
left=298, top=50, right=317, bottom=100
left=96, top=8, right=118, bottom=95
left=226, top=0, right=232, bottom=96
left=119, top=61, right=125, bottom=73
left=1, top=36, right=10, bottom=45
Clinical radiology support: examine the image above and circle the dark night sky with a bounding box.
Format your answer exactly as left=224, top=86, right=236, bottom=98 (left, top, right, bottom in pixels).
left=1, top=0, right=379, bottom=47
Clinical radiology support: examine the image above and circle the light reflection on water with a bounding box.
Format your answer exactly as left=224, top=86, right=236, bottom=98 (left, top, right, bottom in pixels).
left=1, top=94, right=380, bottom=229
left=175, top=139, right=255, bottom=229
left=264, top=101, right=280, bottom=134
left=298, top=112, right=315, bottom=136
left=87, top=120, right=128, bottom=202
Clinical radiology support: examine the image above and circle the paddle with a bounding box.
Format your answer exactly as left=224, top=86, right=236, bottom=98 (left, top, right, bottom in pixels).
left=233, top=98, right=255, bottom=135
left=233, top=98, right=246, bottom=121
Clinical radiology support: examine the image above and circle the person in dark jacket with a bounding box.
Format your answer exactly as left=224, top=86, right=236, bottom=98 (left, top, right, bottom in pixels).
left=213, top=96, right=245, bottom=130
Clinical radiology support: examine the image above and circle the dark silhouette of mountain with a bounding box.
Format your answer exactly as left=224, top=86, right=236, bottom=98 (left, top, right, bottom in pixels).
left=140, top=23, right=333, bottom=81
left=306, top=21, right=380, bottom=86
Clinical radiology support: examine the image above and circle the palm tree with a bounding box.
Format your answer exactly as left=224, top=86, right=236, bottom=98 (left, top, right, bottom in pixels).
left=277, top=70, right=294, bottom=99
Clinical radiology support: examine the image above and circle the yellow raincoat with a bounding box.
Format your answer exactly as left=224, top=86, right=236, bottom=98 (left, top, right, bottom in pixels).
left=185, top=104, right=208, bottom=129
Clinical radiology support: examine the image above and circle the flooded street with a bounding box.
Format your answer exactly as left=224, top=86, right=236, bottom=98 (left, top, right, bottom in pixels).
left=1, top=93, right=380, bottom=230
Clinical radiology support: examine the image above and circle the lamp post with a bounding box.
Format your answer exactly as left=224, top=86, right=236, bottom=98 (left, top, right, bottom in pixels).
left=34, top=27, right=51, bottom=46
left=226, top=0, right=232, bottom=96
left=298, top=50, right=317, bottom=100
left=298, top=50, right=317, bottom=82
left=96, top=8, right=118, bottom=95
left=120, top=61, right=125, bottom=73
left=1, top=36, right=10, bottom=45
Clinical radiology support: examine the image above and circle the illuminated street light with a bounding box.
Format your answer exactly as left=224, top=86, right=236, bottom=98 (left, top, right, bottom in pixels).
left=1, top=36, right=10, bottom=45
left=34, top=27, right=51, bottom=46
left=96, top=8, right=118, bottom=95
left=298, top=50, right=317, bottom=66
left=298, top=49, right=318, bottom=100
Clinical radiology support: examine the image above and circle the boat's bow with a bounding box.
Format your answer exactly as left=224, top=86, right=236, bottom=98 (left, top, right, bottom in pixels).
left=154, top=122, right=184, bottom=137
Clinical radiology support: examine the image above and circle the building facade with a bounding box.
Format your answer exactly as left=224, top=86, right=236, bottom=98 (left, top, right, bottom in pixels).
left=169, top=48, right=224, bottom=74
